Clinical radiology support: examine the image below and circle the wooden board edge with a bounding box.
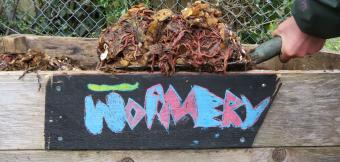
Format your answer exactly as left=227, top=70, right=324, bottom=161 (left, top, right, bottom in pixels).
left=0, top=70, right=340, bottom=76
left=0, top=147, right=340, bottom=162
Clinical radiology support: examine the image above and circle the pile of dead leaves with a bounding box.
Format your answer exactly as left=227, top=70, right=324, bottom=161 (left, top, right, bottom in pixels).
left=0, top=49, right=82, bottom=72
left=97, top=1, right=250, bottom=74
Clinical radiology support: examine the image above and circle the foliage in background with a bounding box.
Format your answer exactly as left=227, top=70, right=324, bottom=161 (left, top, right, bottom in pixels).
left=97, top=0, right=151, bottom=23
left=1, top=0, right=292, bottom=43
left=1, top=0, right=103, bottom=37
left=324, top=38, right=340, bottom=53
left=225, top=0, right=293, bottom=43
left=0, top=0, right=152, bottom=37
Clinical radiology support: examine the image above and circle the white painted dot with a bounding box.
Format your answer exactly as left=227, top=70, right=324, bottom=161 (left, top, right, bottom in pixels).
left=57, top=136, right=63, bottom=141
left=240, top=137, right=245, bottom=143
left=56, top=85, right=61, bottom=92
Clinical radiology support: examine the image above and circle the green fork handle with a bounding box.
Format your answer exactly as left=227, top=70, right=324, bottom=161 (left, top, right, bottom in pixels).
left=249, top=37, right=282, bottom=64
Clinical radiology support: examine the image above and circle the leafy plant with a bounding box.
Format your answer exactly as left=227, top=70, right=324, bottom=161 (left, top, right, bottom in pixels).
left=324, top=37, right=340, bottom=53
left=237, top=0, right=293, bottom=43
left=96, top=0, right=151, bottom=23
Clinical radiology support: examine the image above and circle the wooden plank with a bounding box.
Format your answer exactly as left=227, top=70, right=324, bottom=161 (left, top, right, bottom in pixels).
left=44, top=74, right=279, bottom=149
left=0, top=71, right=339, bottom=150
left=0, top=34, right=98, bottom=68
left=0, top=72, right=46, bottom=150
left=0, top=34, right=28, bottom=53
left=2, top=34, right=340, bottom=71
left=0, top=147, right=339, bottom=162
left=255, top=52, right=340, bottom=70
left=255, top=71, right=340, bottom=147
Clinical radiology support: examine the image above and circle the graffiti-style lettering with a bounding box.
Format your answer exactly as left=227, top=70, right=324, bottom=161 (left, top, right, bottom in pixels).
left=84, top=84, right=271, bottom=135
left=241, top=96, right=270, bottom=130
left=164, top=85, right=198, bottom=124
left=144, top=84, right=166, bottom=129
left=84, top=93, right=126, bottom=134
left=221, top=90, right=244, bottom=128
left=125, top=98, right=145, bottom=130
left=193, top=86, right=223, bottom=127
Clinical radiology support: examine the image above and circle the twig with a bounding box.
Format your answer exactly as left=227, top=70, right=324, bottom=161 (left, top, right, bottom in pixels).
left=18, top=66, right=36, bottom=80
left=36, top=71, right=42, bottom=91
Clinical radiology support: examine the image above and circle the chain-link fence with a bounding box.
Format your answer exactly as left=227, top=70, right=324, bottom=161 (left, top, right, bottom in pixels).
left=0, top=0, right=292, bottom=43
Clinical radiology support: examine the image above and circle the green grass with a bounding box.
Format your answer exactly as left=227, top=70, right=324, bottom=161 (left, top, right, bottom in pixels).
left=324, top=37, right=340, bottom=53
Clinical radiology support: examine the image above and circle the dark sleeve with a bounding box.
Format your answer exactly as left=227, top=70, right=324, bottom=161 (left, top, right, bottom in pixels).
left=292, top=0, right=340, bottom=39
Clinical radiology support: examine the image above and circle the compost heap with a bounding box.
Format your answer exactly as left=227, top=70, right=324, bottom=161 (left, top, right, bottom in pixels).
left=0, top=49, right=82, bottom=71
left=97, top=1, right=249, bottom=74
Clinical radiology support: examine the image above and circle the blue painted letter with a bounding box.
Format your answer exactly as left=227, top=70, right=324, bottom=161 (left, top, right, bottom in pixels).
left=84, top=92, right=126, bottom=134
left=241, top=96, right=270, bottom=129
left=144, top=84, right=165, bottom=129
left=193, top=85, right=223, bottom=127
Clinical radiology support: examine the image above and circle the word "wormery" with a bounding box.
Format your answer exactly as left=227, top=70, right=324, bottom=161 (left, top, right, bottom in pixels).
left=84, top=84, right=270, bottom=135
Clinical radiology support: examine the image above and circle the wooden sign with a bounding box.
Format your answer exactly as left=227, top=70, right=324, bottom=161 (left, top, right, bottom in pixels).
left=45, top=73, right=280, bottom=149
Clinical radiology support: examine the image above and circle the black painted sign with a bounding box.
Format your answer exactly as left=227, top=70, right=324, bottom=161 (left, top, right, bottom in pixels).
left=45, top=73, right=280, bottom=149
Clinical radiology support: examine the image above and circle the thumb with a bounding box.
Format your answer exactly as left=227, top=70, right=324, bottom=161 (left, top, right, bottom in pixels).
left=272, top=30, right=288, bottom=62
left=273, top=33, right=290, bottom=63
left=272, top=28, right=281, bottom=37
left=279, top=52, right=289, bottom=63
left=277, top=34, right=291, bottom=63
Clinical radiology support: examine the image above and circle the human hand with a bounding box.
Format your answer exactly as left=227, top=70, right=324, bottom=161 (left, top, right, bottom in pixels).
left=273, top=17, right=326, bottom=63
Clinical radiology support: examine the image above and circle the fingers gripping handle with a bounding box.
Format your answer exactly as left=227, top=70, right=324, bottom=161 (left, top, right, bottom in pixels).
left=249, top=37, right=282, bottom=64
